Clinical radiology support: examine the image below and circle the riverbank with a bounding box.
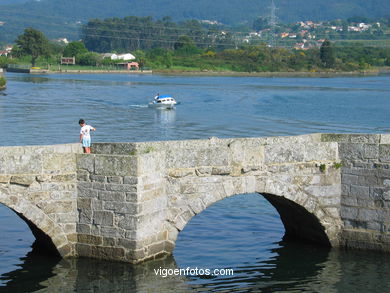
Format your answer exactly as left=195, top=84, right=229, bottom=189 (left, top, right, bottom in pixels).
left=6, top=67, right=153, bottom=74
left=5, top=66, right=390, bottom=77
left=154, top=67, right=389, bottom=77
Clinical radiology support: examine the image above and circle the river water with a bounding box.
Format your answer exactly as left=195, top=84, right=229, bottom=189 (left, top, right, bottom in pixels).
left=0, top=73, right=390, bottom=292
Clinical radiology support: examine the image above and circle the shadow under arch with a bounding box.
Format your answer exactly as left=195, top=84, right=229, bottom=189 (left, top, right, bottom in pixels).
left=0, top=199, right=67, bottom=257
left=262, top=193, right=331, bottom=246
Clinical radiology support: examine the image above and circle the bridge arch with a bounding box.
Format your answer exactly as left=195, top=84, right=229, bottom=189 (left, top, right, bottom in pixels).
left=164, top=177, right=341, bottom=253
left=0, top=195, right=72, bottom=257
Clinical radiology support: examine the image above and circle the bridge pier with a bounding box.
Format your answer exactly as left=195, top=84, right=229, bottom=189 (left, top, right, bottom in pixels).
left=1, top=133, right=390, bottom=263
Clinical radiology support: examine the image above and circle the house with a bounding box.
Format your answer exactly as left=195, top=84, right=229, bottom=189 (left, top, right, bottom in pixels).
left=116, top=53, right=136, bottom=61
left=0, top=45, right=13, bottom=57
left=117, top=62, right=139, bottom=70
left=102, top=53, right=118, bottom=60
left=102, top=53, right=136, bottom=61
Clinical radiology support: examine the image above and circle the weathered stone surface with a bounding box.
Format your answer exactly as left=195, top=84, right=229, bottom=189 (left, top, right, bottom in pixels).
left=2, top=134, right=390, bottom=264
left=10, top=175, right=36, bottom=186
left=93, top=211, right=114, bottom=226
left=95, top=155, right=136, bottom=176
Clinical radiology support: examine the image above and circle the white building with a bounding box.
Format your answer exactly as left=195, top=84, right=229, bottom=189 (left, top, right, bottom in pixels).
left=102, top=53, right=136, bottom=61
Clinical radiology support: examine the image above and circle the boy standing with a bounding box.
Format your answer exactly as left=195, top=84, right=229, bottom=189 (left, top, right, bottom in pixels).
left=79, top=119, right=96, bottom=153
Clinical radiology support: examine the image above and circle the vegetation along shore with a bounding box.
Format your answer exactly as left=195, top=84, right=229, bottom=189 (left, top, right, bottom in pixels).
left=1, top=15, right=389, bottom=75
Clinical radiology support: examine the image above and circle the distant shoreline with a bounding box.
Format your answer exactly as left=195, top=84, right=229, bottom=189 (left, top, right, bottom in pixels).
left=6, top=67, right=390, bottom=78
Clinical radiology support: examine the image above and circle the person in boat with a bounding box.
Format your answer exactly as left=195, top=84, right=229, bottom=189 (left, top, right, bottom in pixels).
left=154, top=93, right=160, bottom=101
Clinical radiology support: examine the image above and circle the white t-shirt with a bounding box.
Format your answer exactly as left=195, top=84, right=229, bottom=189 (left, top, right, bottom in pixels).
left=80, top=125, right=94, bottom=139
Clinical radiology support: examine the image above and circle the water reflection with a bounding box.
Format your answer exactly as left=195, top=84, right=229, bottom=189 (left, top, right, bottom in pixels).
left=0, top=243, right=61, bottom=293
left=153, top=108, right=177, bottom=140
left=0, top=241, right=335, bottom=293
left=154, top=108, right=176, bottom=126
left=2, top=235, right=390, bottom=292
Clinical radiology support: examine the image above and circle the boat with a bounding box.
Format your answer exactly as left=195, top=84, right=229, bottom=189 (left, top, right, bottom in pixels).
left=148, top=94, right=177, bottom=109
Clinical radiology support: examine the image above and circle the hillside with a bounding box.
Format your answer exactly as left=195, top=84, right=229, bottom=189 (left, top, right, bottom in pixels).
left=0, top=0, right=390, bottom=43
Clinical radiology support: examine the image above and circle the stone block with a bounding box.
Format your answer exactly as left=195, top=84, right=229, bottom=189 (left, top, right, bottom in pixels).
left=126, top=192, right=138, bottom=202
left=51, top=174, right=76, bottom=182
left=39, top=200, right=74, bottom=214
left=342, top=174, right=359, bottom=185
left=77, top=224, right=91, bottom=234
left=341, top=206, right=358, bottom=220
left=3, top=154, right=42, bottom=174
left=77, top=185, right=98, bottom=198
left=0, top=175, right=10, bottom=183
left=339, top=143, right=365, bottom=161
left=124, top=176, right=138, bottom=184
left=147, top=241, right=165, bottom=256
left=43, top=153, right=76, bottom=174
left=117, top=214, right=137, bottom=230
left=265, top=142, right=337, bottom=164
left=357, top=208, right=379, bottom=222
left=76, top=154, right=95, bottom=173
left=364, top=144, right=379, bottom=159
left=93, top=211, right=114, bottom=226
left=195, top=167, right=212, bottom=176
left=117, top=238, right=137, bottom=249
left=94, top=155, right=136, bottom=176
left=10, top=175, right=36, bottom=187
left=341, top=195, right=357, bottom=206
left=102, top=237, right=116, bottom=246
left=349, top=134, right=380, bottom=144
left=98, top=190, right=125, bottom=202
left=75, top=243, right=92, bottom=257
left=57, top=244, right=73, bottom=257
left=101, top=226, right=121, bottom=238
left=107, top=176, right=123, bottom=184
left=358, top=175, right=378, bottom=186
left=91, top=246, right=125, bottom=260
left=350, top=185, right=370, bottom=199
left=211, top=166, right=231, bottom=175
left=55, top=212, right=77, bottom=224
left=105, top=184, right=136, bottom=192
left=168, top=168, right=195, bottom=178
left=103, top=201, right=138, bottom=214
left=381, top=134, right=390, bottom=144
left=126, top=249, right=145, bottom=262
left=379, top=145, right=390, bottom=162
left=90, top=175, right=106, bottom=183
left=79, top=209, right=92, bottom=224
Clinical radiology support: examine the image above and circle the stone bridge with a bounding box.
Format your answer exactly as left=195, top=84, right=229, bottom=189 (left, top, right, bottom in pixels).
left=1, top=133, right=390, bottom=263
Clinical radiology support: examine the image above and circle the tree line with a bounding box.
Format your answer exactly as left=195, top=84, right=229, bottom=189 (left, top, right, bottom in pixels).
left=2, top=24, right=390, bottom=72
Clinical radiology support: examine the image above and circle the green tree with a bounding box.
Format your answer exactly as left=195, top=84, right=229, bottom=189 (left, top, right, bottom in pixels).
left=174, top=35, right=199, bottom=55
left=320, top=39, right=335, bottom=68
left=63, top=41, right=88, bottom=57
left=15, top=28, right=50, bottom=67
left=77, top=52, right=101, bottom=66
